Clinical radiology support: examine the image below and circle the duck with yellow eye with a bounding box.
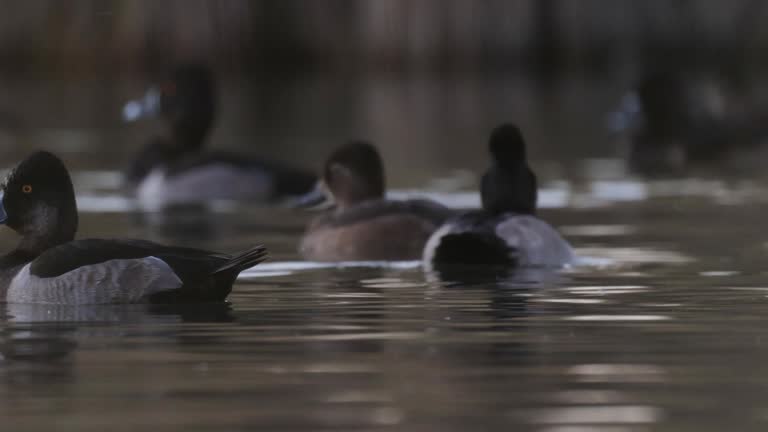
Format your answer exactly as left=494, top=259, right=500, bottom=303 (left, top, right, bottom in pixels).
left=0, top=151, right=268, bottom=304
left=297, top=141, right=456, bottom=262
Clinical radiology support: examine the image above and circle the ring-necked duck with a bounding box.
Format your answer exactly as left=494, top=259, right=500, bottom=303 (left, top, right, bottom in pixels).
left=298, top=141, right=455, bottom=261
left=609, top=69, right=768, bottom=174
left=0, top=151, right=267, bottom=304
left=423, top=124, right=573, bottom=271
left=124, top=63, right=316, bottom=209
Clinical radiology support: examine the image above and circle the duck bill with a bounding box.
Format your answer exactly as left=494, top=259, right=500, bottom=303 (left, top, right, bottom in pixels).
left=293, top=181, right=334, bottom=210
left=0, top=192, right=7, bottom=224
left=122, top=87, right=161, bottom=122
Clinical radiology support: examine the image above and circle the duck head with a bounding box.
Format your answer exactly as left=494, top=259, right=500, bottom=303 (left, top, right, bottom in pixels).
left=0, top=151, right=78, bottom=253
left=298, top=141, right=385, bottom=211
left=611, top=70, right=730, bottom=174
left=488, top=123, right=527, bottom=166
left=123, top=62, right=216, bottom=152
left=481, top=123, right=537, bottom=215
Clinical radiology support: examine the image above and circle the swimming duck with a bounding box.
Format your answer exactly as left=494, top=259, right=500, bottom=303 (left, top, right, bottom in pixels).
left=609, top=69, right=768, bottom=174
left=423, top=124, right=573, bottom=271
left=124, top=63, right=316, bottom=209
left=0, top=151, right=267, bottom=304
left=298, top=141, right=454, bottom=261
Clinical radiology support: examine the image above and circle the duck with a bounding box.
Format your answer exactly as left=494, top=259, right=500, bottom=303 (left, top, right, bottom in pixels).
left=298, top=141, right=455, bottom=261
left=422, top=123, right=574, bottom=271
left=0, top=151, right=267, bottom=305
left=609, top=69, right=768, bottom=174
left=123, top=62, right=316, bottom=210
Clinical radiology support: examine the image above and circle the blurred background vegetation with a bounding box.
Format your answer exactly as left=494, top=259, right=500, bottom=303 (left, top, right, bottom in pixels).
left=1, top=0, right=767, bottom=76
left=0, top=0, right=767, bottom=184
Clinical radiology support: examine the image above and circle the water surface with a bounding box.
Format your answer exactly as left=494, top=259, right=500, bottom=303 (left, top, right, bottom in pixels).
left=2, top=75, right=768, bottom=431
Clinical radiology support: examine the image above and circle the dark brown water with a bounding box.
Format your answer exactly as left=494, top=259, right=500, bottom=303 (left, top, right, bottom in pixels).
left=2, top=75, right=768, bottom=431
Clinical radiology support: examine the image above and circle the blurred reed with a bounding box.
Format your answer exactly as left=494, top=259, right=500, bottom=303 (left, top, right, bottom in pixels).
left=0, top=0, right=766, bottom=77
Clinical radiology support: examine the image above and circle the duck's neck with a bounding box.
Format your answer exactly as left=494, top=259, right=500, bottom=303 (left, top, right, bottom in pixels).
left=0, top=248, right=36, bottom=271
left=334, top=194, right=383, bottom=213
left=330, top=177, right=385, bottom=213
left=16, top=206, right=77, bottom=258
left=172, top=124, right=209, bottom=154
left=481, top=164, right=537, bottom=215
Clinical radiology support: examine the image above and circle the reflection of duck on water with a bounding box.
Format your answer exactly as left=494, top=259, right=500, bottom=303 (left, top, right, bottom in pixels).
left=609, top=69, right=768, bottom=174
left=0, top=302, right=234, bottom=375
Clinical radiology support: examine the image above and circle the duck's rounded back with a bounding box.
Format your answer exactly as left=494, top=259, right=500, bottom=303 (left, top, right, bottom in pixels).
left=423, top=123, right=573, bottom=273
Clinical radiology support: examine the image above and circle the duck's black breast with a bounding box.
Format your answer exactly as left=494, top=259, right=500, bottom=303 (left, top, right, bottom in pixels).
left=30, top=239, right=229, bottom=280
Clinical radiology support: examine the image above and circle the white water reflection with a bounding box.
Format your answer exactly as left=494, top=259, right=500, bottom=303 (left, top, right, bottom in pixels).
left=390, top=171, right=768, bottom=209
left=565, top=315, right=671, bottom=321
left=53, top=161, right=768, bottom=218
left=239, top=260, right=422, bottom=279
left=562, top=286, right=648, bottom=295
left=560, top=224, right=637, bottom=237
left=76, top=194, right=135, bottom=212
left=527, top=405, right=663, bottom=425
left=576, top=247, right=693, bottom=266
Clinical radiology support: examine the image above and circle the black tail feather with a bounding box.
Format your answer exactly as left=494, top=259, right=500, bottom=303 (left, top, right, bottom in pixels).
left=212, top=245, right=268, bottom=276
left=433, top=233, right=516, bottom=266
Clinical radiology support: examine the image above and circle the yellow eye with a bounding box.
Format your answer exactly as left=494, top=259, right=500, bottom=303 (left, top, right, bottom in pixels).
left=22, top=184, right=32, bottom=194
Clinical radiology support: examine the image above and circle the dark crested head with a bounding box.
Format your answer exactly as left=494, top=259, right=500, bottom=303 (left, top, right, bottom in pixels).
left=161, top=63, right=215, bottom=116
left=489, top=123, right=527, bottom=164
left=322, top=141, right=385, bottom=207
left=161, top=63, right=216, bottom=149
left=0, top=151, right=78, bottom=248
left=481, top=124, right=537, bottom=214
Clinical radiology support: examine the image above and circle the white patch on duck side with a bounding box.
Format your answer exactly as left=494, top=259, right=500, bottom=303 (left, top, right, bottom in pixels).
left=421, top=222, right=455, bottom=270
left=136, top=165, right=274, bottom=211
left=6, top=256, right=183, bottom=305
left=422, top=214, right=574, bottom=271
left=493, top=215, right=575, bottom=267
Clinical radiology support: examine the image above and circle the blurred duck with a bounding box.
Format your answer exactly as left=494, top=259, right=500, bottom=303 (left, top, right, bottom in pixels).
left=608, top=69, right=768, bottom=174
left=423, top=124, right=573, bottom=271
left=124, top=63, right=315, bottom=210
left=0, top=151, right=267, bottom=304
left=298, top=141, right=455, bottom=261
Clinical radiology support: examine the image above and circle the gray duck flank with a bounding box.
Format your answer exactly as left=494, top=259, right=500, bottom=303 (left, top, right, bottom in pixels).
left=8, top=257, right=182, bottom=305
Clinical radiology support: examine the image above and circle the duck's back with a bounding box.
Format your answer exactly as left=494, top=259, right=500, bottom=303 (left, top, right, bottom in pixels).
left=423, top=211, right=574, bottom=269
left=137, top=159, right=276, bottom=208
left=301, top=199, right=454, bottom=261
left=133, top=149, right=315, bottom=209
